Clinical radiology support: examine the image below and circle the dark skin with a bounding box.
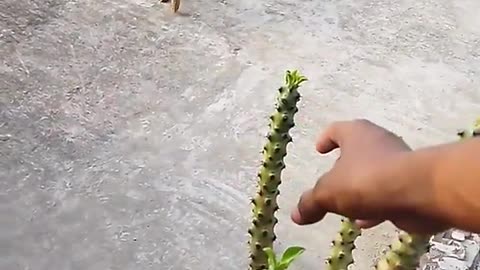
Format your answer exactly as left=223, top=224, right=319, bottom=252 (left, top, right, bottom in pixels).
left=291, top=119, right=480, bottom=234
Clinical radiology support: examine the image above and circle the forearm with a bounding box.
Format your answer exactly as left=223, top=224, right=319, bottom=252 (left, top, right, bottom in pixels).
left=410, top=138, right=480, bottom=232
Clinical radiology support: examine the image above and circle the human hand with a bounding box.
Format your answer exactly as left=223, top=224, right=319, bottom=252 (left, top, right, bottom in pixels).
left=291, top=119, right=450, bottom=234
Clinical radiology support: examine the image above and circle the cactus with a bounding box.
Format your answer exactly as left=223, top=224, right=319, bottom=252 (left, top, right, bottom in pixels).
left=457, top=117, right=480, bottom=139
left=325, top=218, right=361, bottom=270
left=247, top=70, right=307, bottom=270
left=375, top=233, right=430, bottom=270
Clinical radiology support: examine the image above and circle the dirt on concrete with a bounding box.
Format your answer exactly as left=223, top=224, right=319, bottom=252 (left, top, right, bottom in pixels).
left=1, top=0, right=480, bottom=270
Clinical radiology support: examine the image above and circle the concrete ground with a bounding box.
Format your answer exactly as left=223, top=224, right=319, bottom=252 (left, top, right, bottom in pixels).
left=1, top=0, right=480, bottom=269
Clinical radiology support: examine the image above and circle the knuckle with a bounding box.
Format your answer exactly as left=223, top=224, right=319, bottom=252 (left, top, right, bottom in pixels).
left=325, top=121, right=341, bottom=133
left=353, top=118, right=372, bottom=126
left=326, top=120, right=349, bottom=135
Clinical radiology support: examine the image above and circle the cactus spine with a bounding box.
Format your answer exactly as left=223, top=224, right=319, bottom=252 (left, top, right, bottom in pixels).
left=248, top=70, right=307, bottom=270
left=325, top=218, right=361, bottom=270
left=374, top=118, right=480, bottom=270
left=457, top=117, right=480, bottom=139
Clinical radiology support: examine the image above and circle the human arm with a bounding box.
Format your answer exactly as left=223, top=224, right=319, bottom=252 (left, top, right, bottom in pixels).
left=411, top=137, right=480, bottom=233
left=291, top=119, right=480, bottom=234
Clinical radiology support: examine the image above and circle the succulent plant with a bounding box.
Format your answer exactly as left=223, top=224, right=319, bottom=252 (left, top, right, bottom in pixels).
left=247, top=70, right=307, bottom=270
left=325, top=218, right=361, bottom=270
left=375, top=233, right=430, bottom=270
left=264, top=246, right=306, bottom=270
left=457, top=117, right=480, bottom=139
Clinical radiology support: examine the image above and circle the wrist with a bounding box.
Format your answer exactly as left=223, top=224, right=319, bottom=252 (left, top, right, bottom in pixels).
left=427, top=139, right=480, bottom=232
left=389, top=148, right=441, bottom=220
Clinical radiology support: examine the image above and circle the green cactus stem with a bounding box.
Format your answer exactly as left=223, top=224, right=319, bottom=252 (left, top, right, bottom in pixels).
left=375, top=118, right=480, bottom=270
left=248, top=70, right=308, bottom=270
left=325, top=218, right=361, bottom=270
left=375, top=233, right=430, bottom=270
left=457, top=117, right=480, bottom=139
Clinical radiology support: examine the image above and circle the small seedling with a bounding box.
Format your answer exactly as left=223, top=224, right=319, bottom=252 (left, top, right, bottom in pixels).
left=264, top=246, right=306, bottom=270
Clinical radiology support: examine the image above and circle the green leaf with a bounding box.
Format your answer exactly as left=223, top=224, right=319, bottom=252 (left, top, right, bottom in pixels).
left=263, top=247, right=277, bottom=270
left=285, top=71, right=293, bottom=86
left=284, top=70, right=308, bottom=89
left=277, top=246, right=305, bottom=270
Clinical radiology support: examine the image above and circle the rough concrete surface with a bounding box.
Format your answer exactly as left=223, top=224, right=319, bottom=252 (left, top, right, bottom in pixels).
left=1, top=0, right=480, bottom=269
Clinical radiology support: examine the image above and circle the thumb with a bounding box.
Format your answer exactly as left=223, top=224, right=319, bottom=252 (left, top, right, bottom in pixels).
left=291, top=176, right=336, bottom=225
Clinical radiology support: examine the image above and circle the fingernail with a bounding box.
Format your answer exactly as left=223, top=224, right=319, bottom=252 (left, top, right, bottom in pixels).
left=291, top=207, right=302, bottom=224
left=354, top=219, right=364, bottom=227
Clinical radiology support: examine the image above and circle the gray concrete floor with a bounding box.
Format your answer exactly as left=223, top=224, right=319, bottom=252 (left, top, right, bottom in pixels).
left=1, top=0, right=480, bottom=270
